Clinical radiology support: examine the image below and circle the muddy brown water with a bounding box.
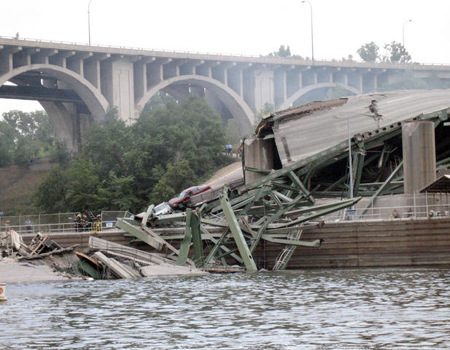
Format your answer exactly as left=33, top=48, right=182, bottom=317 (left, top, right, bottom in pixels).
left=1, top=267, right=450, bottom=349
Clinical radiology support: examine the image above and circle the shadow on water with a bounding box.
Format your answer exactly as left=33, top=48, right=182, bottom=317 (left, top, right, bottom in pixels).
left=2, top=267, right=450, bottom=349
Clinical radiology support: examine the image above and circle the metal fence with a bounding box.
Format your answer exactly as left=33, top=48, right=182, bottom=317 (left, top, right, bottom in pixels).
left=1, top=192, right=449, bottom=234
left=0, top=211, right=131, bottom=235
left=325, top=192, right=450, bottom=222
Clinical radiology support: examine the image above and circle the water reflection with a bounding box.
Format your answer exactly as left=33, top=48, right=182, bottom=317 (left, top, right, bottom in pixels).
left=2, top=268, right=450, bottom=349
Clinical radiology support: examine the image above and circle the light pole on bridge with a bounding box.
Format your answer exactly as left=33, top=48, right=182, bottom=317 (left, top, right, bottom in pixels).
left=402, top=19, right=412, bottom=47
left=301, top=0, right=314, bottom=62
left=334, top=115, right=353, bottom=200
left=88, top=0, right=94, bottom=46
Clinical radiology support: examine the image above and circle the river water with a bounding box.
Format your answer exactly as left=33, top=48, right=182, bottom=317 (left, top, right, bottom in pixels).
left=1, top=267, right=450, bottom=349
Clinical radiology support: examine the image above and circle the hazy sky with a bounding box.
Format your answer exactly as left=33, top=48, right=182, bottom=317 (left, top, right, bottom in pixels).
left=1, top=0, right=449, bottom=115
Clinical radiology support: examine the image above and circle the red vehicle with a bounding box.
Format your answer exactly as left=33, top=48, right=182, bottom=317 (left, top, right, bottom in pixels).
left=169, top=185, right=211, bottom=208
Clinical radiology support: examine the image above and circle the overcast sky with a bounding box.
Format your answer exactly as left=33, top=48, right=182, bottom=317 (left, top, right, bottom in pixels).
left=1, top=0, right=450, bottom=115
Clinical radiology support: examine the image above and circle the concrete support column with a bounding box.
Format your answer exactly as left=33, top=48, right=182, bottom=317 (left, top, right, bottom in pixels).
left=66, top=52, right=92, bottom=76
left=253, top=66, right=275, bottom=112
left=333, top=71, right=345, bottom=86
left=243, top=68, right=255, bottom=112
left=0, top=52, right=13, bottom=73
left=212, top=62, right=233, bottom=85
left=133, top=60, right=147, bottom=102
left=147, top=59, right=171, bottom=88
left=195, top=62, right=211, bottom=78
left=30, top=49, right=58, bottom=65
left=49, top=51, right=76, bottom=68
left=311, top=70, right=318, bottom=84
left=227, top=66, right=243, bottom=97
left=147, top=61, right=163, bottom=87
left=163, top=60, right=179, bottom=80
left=362, top=70, right=377, bottom=93
left=274, top=69, right=287, bottom=107
left=317, top=68, right=332, bottom=83
left=13, top=50, right=30, bottom=68
left=402, top=121, right=436, bottom=194
left=180, top=60, right=202, bottom=75
left=41, top=101, right=78, bottom=154
left=0, top=47, right=22, bottom=72
left=285, top=67, right=299, bottom=98
left=244, top=137, right=276, bottom=184
left=84, top=54, right=110, bottom=89
left=298, top=71, right=304, bottom=89
left=101, top=58, right=135, bottom=123
left=348, top=70, right=363, bottom=91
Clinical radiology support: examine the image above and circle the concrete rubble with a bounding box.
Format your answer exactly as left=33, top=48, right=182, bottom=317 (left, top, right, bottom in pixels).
left=4, top=90, right=449, bottom=282
left=0, top=229, right=82, bottom=283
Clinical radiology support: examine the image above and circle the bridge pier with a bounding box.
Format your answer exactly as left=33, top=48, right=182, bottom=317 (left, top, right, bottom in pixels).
left=1, top=37, right=450, bottom=154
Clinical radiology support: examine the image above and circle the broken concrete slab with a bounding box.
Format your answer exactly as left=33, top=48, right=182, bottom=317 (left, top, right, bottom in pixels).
left=140, top=264, right=207, bottom=277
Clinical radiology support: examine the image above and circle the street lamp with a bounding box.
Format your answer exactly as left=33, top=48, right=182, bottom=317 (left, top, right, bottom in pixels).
left=88, top=0, right=94, bottom=46
left=334, top=116, right=353, bottom=199
left=301, top=0, right=314, bottom=62
left=402, top=19, right=412, bottom=47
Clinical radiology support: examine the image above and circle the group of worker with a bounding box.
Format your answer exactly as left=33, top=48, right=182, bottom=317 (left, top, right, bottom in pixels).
left=74, top=213, right=102, bottom=233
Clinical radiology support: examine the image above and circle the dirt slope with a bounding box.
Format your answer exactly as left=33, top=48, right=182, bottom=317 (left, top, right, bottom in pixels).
left=0, top=160, right=54, bottom=215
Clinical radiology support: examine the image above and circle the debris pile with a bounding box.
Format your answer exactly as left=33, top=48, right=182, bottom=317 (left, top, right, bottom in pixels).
left=1, top=229, right=81, bottom=280
left=114, top=163, right=359, bottom=273
left=76, top=236, right=207, bottom=280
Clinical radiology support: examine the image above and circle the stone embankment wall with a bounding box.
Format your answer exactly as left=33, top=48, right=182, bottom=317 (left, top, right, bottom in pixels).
left=257, top=217, right=450, bottom=269
left=21, top=217, right=450, bottom=270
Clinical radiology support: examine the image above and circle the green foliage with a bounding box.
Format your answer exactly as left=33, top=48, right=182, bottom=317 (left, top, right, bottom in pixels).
left=384, top=41, right=411, bottom=64
left=0, top=121, right=15, bottom=167
left=142, top=91, right=177, bottom=114
left=356, top=41, right=412, bottom=64
left=33, top=164, right=70, bottom=212
left=34, top=95, right=229, bottom=213
left=268, top=45, right=292, bottom=58
left=357, top=42, right=379, bottom=62
left=0, top=110, right=58, bottom=167
left=51, top=140, right=71, bottom=166
left=63, top=159, right=106, bottom=212
left=224, top=118, right=242, bottom=149
left=103, top=173, right=141, bottom=211
left=149, top=158, right=196, bottom=204
left=81, top=111, right=133, bottom=178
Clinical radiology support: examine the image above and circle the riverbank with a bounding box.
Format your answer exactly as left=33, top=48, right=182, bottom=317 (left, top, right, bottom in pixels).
left=0, top=260, right=81, bottom=283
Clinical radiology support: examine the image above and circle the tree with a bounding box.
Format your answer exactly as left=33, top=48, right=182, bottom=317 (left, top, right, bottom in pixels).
left=0, top=110, right=58, bottom=167
left=268, top=45, right=292, bottom=58
left=141, top=91, right=177, bottom=114
left=33, top=165, right=70, bottom=212
left=0, top=121, right=15, bottom=167
left=384, top=41, right=411, bottom=64
left=63, top=159, right=106, bottom=212
left=357, top=42, right=379, bottom=62
left=81, top=110, right=133, bottom=179
left=35, top=95, right=229, bottom=213
left=149, top=158, right=196, bottom=204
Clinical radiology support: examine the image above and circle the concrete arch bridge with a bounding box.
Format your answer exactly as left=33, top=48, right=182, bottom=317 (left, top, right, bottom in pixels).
left=1, top=36, right=450, bottom=152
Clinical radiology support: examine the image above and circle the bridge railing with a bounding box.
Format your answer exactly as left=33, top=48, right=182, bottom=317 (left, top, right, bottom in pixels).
left=324, top=192, right=450, bottom=222
left=2, top=35, right=449, bottom=67
left=0, top=211, right=131, bottom=235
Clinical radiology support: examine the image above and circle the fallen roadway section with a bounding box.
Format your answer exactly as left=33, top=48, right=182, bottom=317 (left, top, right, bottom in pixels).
left=114, top=163, right=360, bottom=273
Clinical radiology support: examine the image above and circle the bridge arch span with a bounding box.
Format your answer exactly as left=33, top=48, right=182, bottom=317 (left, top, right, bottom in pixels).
left=0, top=64, right=110, bottom=152
left=137, top=75, right=255, bottom=134
left=278, top=83, right=361, bottom=110
left=0, top=64, right=109, bottom=121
